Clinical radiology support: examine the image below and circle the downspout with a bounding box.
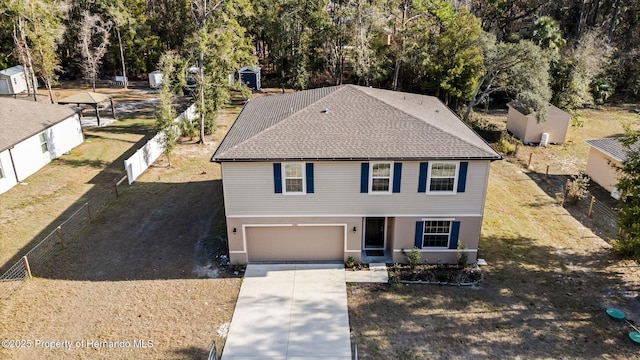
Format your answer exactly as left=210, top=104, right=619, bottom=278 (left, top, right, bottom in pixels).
left=7, top=147, right=20, bottom=183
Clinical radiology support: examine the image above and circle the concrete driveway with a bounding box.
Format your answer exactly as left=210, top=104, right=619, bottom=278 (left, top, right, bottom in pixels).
left=222, top=264, right=352, bottom=359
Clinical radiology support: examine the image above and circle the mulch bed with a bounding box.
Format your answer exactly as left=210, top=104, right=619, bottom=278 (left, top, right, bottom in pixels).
left=345, top=263, right=369, bottom=271
left=390, top=264, right=482, bottom=285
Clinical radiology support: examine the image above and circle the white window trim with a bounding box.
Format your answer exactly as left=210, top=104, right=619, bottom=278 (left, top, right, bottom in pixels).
left=426, top=161, right=459, bottom=194
left=282, top=162, right=306, bottom=195
left=421, top=219, right=453, bottom=249
left=369, top=161, right=393, bottom=194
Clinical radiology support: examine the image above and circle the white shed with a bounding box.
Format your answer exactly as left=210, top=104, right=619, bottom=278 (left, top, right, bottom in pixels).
left=506, top=102, right=571, bottom=145
left=148, top=71, right=163, bottom=89
left=0, top=98, right=83, bottom=195
left=0, top=65, right=36, bottom=95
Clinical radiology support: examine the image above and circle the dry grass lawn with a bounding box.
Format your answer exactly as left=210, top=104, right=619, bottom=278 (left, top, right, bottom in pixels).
left=349, top=105, right=640, bottom=358
left=349, top=159, right=640, bottom=359
left=0, top=88, right=244, bottom=359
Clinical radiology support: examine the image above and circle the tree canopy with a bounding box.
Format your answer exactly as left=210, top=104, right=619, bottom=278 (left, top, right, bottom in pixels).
left=1, top=0, right=639, bottom=112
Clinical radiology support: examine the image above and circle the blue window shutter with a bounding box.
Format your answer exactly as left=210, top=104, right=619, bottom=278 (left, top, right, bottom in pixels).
left=449, top=221, right=460, bottom=249
left=306, top=163, right=314, bottom=193
left=457, top=162, right=468, bottom=193
left=393, top=162, right=402, bottom=193
left=414, top=221, right=424, bottom=248
left=360, top=163, right=369, bottom=193
left=273, top=163, right=282, bottom=193
left=418, top=162, right=428, bottom=193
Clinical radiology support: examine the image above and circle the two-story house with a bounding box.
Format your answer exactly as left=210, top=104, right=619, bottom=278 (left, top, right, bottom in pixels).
left=211, top=85, right=502, bottom=264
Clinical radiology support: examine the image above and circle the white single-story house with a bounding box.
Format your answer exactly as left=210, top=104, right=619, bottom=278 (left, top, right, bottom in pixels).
left=506, top=102, right=571, bottom=145
left=0, top=65, right=37, bottom=95
left=212, top=85, right=502, bottom=265
left=585, top=138, right=640, bottom=198
left=0, top=98, right=84, bottom=195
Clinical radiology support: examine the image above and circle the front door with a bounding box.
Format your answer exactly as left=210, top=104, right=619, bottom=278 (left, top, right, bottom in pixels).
left=364, top=217, right=385, bottom=249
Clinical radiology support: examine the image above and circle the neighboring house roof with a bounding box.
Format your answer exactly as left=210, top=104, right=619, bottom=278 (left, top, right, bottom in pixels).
left=57, top=92, right=112, bottom=105
left=507, top=101, right=569, bottom=118
left=0, top=98, right=79, bottom=152
left=585, top=138, right=640, bottom=163
left=212, top=85, right=501, bottom=162
left=0, top=65, right=25, bottom=77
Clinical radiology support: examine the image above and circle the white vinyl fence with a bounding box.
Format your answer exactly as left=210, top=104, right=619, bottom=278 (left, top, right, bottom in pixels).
left=124, top=104, right=197, bottom=184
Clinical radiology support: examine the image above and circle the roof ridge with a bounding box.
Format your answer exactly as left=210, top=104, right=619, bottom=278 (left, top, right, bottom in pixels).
left=235, top=86, right=349, bottom=144
left=353, top=86, right=499, bottom=158
left=212, top=86, right=345, bottom=159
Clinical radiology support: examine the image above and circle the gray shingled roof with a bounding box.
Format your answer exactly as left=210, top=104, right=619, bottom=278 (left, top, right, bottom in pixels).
left=212, top=85, right=501, bottom=162
left=0, top=98, right=79, bottom=152
left=586, top=138, right=640, bottom=162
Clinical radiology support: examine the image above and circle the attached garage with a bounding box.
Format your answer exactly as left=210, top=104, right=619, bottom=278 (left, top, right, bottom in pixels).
left=245, top=225, right=344, bottom=262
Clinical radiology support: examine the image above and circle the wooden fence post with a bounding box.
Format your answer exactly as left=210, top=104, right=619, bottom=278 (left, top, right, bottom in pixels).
left=528, top=153, right=533, bottom=169
left=22, top=256, right=32, bottom=280
left=545, top=165, right=550, bottom=182
left=85, top=203, right=92, bottom=222
left=588, top=196, right=595, bottom=217
left=57, top=226, right=65, bottom=248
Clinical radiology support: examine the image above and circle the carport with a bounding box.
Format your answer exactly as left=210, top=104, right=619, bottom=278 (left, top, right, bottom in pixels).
left=57, top=92, right=116, bottom=127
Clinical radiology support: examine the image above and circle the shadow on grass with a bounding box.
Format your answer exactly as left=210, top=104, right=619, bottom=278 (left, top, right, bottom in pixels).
left=523, top=169, right=619, bottom=241
left=349, top=235, right=640, bottom=359
left=0, top=120, right=224, bottom=282
left=35, top=179, right=228, bottom=281
left=172, top=346, right=210, bottom=359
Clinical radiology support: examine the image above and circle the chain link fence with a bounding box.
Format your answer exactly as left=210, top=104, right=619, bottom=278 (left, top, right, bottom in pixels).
left=0, top=175, right=129, bottom=300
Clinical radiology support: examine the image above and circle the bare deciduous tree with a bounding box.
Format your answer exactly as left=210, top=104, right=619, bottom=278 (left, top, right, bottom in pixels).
left=78, top=11, right=111, bottom=92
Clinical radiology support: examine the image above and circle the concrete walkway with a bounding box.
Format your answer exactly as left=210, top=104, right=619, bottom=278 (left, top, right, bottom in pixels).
left=344, top=263, right=389, bottom=283
left=222, top=264, right=352, bottom=359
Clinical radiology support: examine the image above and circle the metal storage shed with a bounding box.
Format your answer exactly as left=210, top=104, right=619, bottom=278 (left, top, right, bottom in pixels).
left=148, top=71, right=163, bottom=89
left=238, top=66, right=261, bottom=90
left=506, top=102, right=571, bottom=145
left=0, top=65, right=36, bottom=95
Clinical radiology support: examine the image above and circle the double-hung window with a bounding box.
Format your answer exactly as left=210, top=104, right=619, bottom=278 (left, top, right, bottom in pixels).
left=39, top=133, right=49, bottom=153
left=418, top=161, right=467, bottom=194
left=422, top=220, right=452, bottom=247
left=429, top=162, right=457, bottom=192
left=283, top=163, right=304, bottom=193
left=370, top=162, right=392, bottom=193
left=273, top=163, right=313, bottom=194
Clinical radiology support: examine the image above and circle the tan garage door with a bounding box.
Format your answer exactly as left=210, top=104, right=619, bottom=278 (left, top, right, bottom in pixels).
left=246, top=226, right=344, bottom=262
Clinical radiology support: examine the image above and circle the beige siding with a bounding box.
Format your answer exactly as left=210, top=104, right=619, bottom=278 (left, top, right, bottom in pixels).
left=227, top=217, right=362, bottom=264
left=586, top=147, right=621, bottom=193
left=391, top=216, right=481, bottom=264
left=246, top=226, right=343, bottom=262
left=221, top=160, right=490, bottom=217
left=507, top=105, right=570, bottom=144
left=506, top=106, right=529, bottom=142
left=226, top=215, right=482, bottom=265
